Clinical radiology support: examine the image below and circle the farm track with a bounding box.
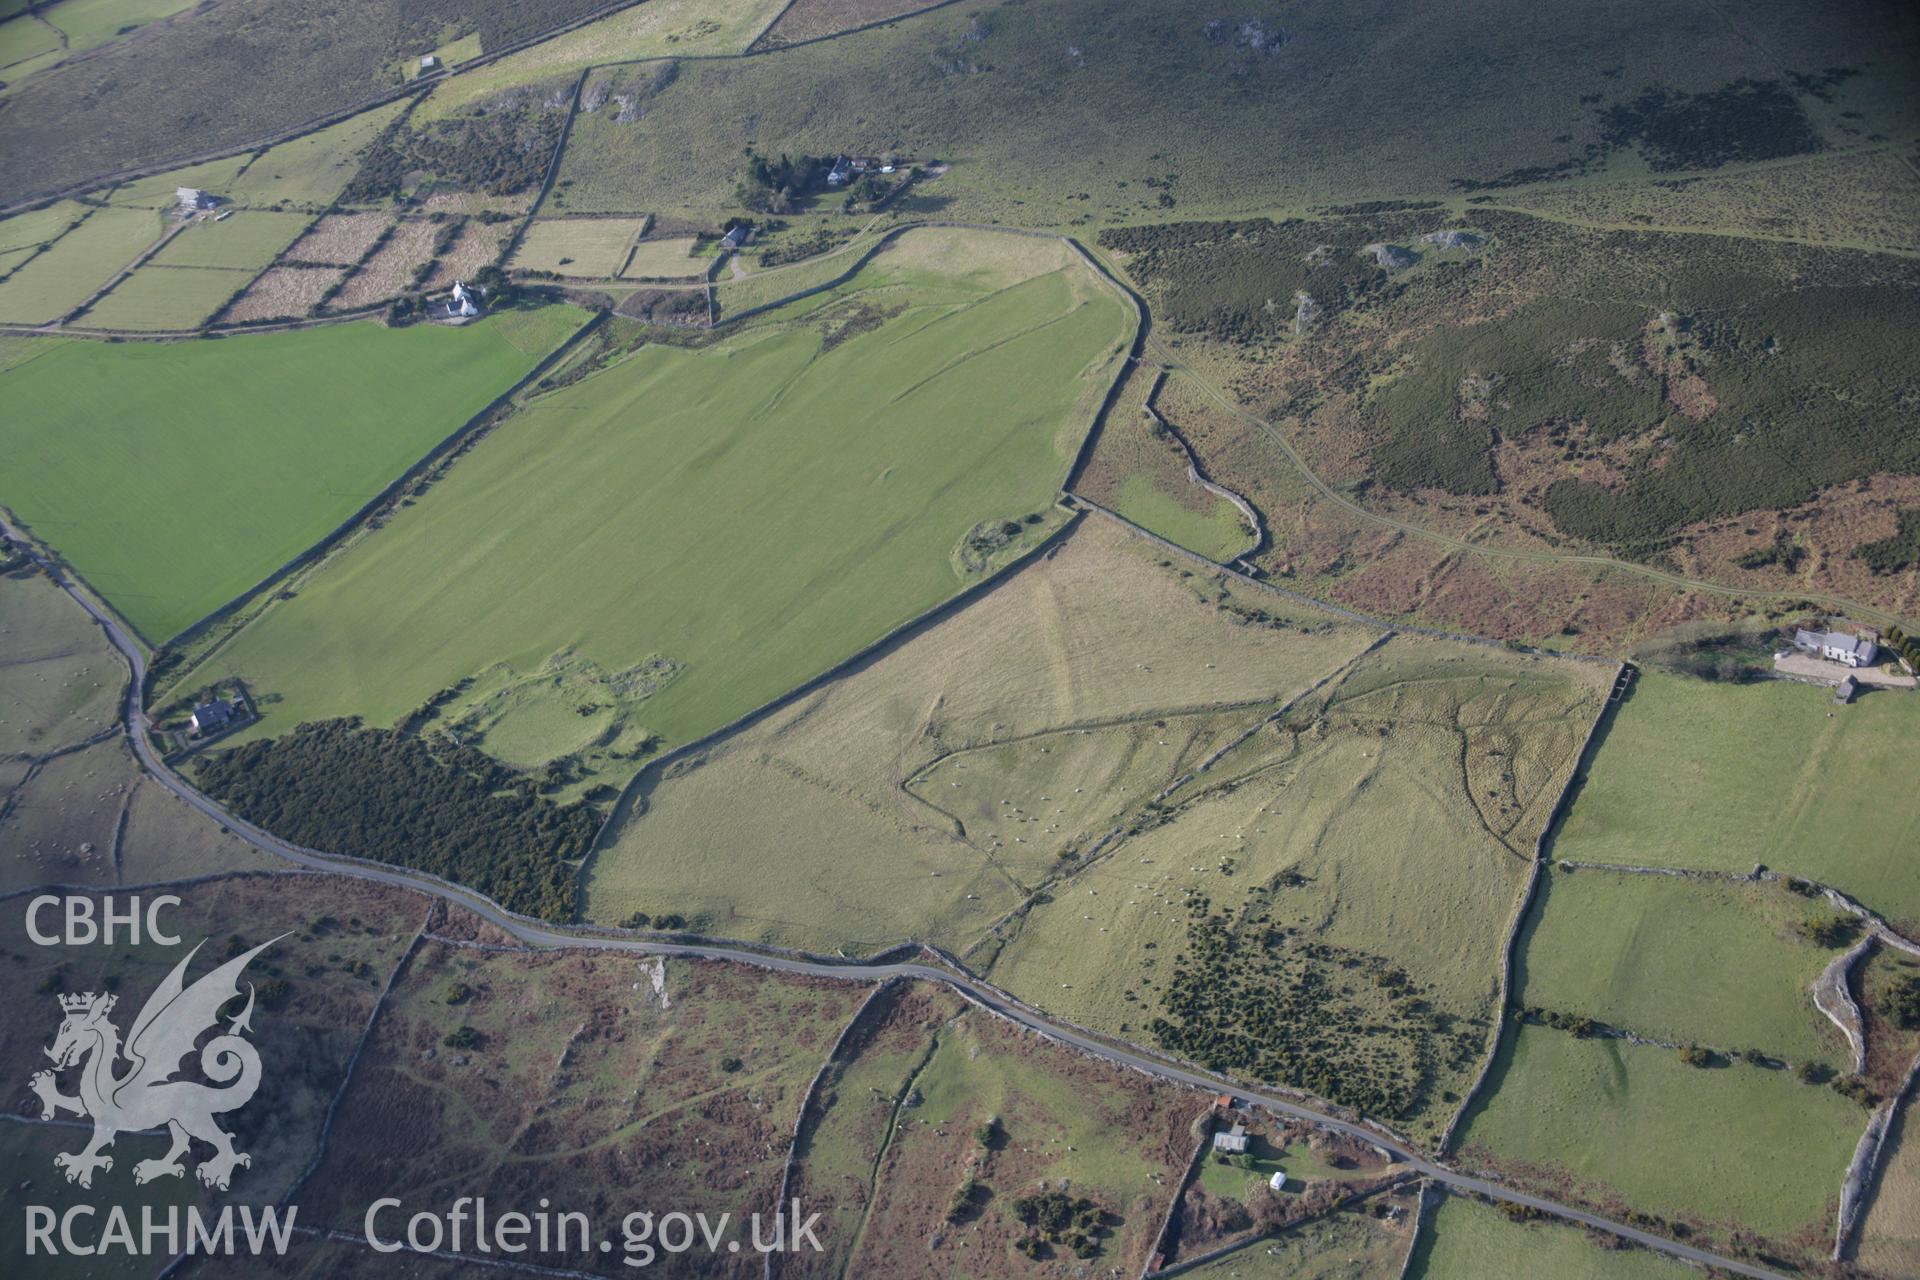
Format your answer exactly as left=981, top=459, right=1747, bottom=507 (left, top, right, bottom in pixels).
left=0, top=512, right=1814, bottom=1280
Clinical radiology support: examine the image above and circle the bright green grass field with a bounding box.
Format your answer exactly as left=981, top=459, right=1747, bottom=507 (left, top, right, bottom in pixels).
left=1408, top=1192, right=1695, bottom=1280
left=1110, top=471, right=1253, bottom=563
left=1554, top=671, right=1920, bottom=930
left=147, top=211, right=312, bottom=270
left=1457, top=1026, right=1862, bottom=1239
left=0, top=207, right=161, bottom=324
left=79, top=265, right=246, bottom=330
left=0, top=200, right=87, bottom=253
left=0, top=310, right=588, bottom=641
left=1514, top=868, right=1846, bottom=1067
left=43, top=0, right=196, bottom=52
left=188, top=229, right=1132, bottom=758
left=0, top=13, right=58, bottom=72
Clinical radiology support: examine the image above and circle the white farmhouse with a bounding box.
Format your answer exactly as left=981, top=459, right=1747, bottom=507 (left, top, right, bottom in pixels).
left=1793, top=627, right=1878, bottom=668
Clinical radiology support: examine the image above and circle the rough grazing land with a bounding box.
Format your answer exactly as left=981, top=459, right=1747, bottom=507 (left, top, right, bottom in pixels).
left=0, top=566, right=120, bottom=756
left=1552, top=672, right=1920, bottom=931
left=1859, top=1093, right=1920, bottom=1279
left=283, top=210, right=393, bottom=266
left=328, top=218, right=439, bottom=310
left=0, top=312, right=587, bottom=641
left=989, top=634, right=1611, bottom=1145
left=222, top=265, right=347, bottom=323
left=295, top=946, right=867, bottom=1276
left=192, top=230, right=1132, bottom=784
left=0, top=737, right=133, bottom=892
left=786, top=983, right=972, bottom=1278
left=1110, top=204, right=1920, bottom=632
left=0, top=874, right=425, bottom=1270
left=1408, top=1192, right=1696, bottom=1280
left=1513, top=868, right=1849, bottom=1068
left=0, top=0, right=617, bottom=203
left=546, top=0, right=1914, bottom=224
left=757, top=0, right=946, bottom=48
left=1179, top=1202, right=1415, bottom=1278
left=414, top=0, right=789, bottom=122
left=588, top=518, right=1378, bottom=950
left=839, top=1004, right=1202, bottom=1278
left=1458, top=1025, right=1862, bottom=1245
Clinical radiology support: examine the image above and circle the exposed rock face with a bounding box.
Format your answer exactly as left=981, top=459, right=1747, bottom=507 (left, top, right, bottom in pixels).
left=1364, top=243, right=1418, bottom=271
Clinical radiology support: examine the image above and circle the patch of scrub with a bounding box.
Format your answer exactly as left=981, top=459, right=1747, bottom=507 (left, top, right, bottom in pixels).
left=428, top=649, right=680, bottom=783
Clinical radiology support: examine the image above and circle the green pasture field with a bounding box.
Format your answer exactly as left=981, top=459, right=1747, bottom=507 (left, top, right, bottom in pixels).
left=145, top=211, right=311, bottom=270
left=414, top=0, right=788, bottom=122
left=0, top=206, right=160, bottom=324
left=225, top=101, right=408, bottom=208
left=1457, top=1025, right=1862, bottom=1240
left=0, top=200, right=86, bottom=253
left=0, top=568, right=121, bottom=756
left=510, top=216, right=652, bottom=276
left=621, top=235, right=701, bottom=278
left=184, top=227, right=1132, bottom=781
left=1110, top=473, right=1252, bottom=563
left=988, top=635, right=1612, bottom=1144
left=0, top=309, right=588, bottom=641
left=43, top=0, right=197, bottom=52
left=1553, top=671, right=1920, bottom=930
left=76, top=264, right=246, bottom=330
left=105, top=155, right=254, bottom=208
left=1408, top=1192, right=1695, bottom=1280
left=1513, top=868, right=1847, bottom=1068
left=1181, top=1208, right=1412, bottom=1279
left=545, top=0, right=1905, bottom=224
left=584, top=517, right=1380, bottom=952
left=0, top=12, right=58, bottom=74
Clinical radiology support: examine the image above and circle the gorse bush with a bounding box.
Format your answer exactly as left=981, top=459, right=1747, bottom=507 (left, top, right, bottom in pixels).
left=195, top=719, right=596, bottom=920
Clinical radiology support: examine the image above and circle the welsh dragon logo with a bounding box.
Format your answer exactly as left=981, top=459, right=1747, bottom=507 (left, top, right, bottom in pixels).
left=30, top=936, right=284, bottom=1191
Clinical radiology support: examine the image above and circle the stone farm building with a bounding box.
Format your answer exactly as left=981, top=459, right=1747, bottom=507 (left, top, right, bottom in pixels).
left=190, top=699, right=234, bottom=735
left=1793, top=627, right=1878, bottom=668
left=1213, top=1122, right=1249, bottom=1154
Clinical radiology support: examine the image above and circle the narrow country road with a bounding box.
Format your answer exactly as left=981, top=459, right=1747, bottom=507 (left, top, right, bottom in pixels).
left=0, top=515, right=1792, bottom=1280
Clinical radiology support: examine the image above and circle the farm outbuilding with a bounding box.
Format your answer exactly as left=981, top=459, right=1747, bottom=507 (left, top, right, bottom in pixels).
left=1213, top=1121, right=1249, bottom=1154
left=1268, top=1170, right=1287, bottom=1191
